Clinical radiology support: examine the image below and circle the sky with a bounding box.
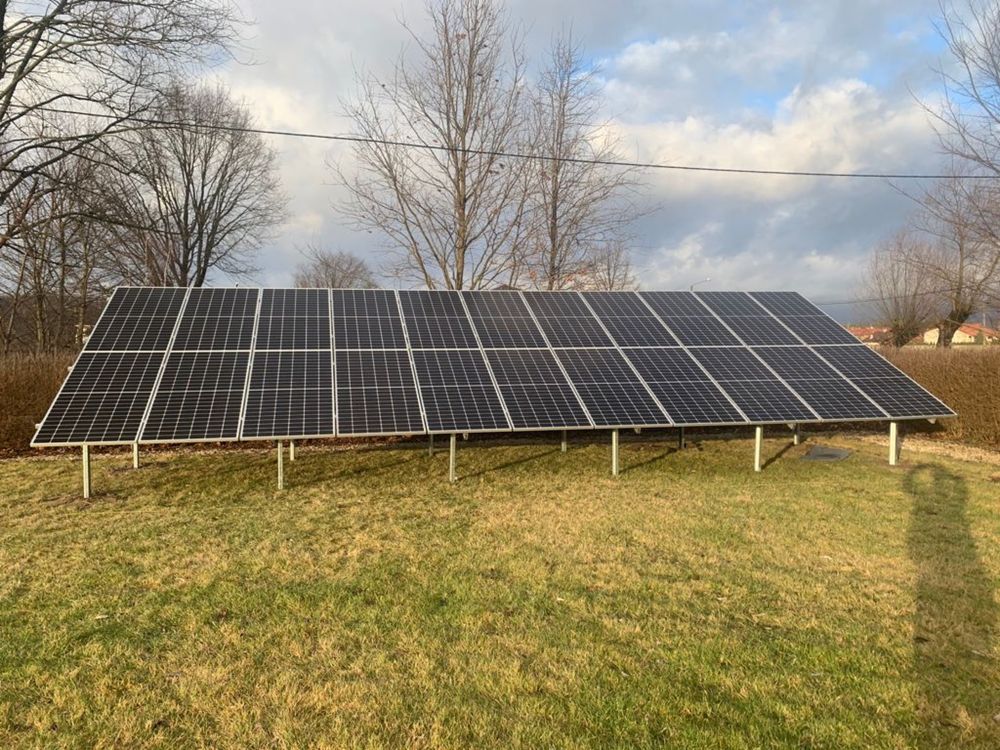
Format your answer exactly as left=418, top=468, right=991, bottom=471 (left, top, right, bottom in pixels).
left=216, top=0, right=954, bottom=320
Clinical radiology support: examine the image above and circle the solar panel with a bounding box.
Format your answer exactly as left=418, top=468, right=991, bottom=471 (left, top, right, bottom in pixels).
left=752, top=346, right=886, bottom=420
left=83, top=287, right=186, bottom=351
left=485, top=349, right=590, bottom=429
left=555, top=348, right=669, bottom=427
left=749, top=291, right=860, bottom=345
left=172, top=288, right=258, bottom=350
left=242, top=350, right=335, bottom=438
left=32, top=352, right=164, bottom=445
left=812, top=345, right=954, bottom=418
left=34, top=287, right=957, bottom=450
left=581, top=292, right=679, bottom=347
left=522, top=291, right=613, bottom=347
left=255, top=289, right=331, bottom=350
left=141, top=351, right=250, bottom=441
left=639, top=291, right=743, bottom=346
left=411, top=349, right=510, bottom=432
left=623, top=348, right=746, bottom=424
left=695, top=291, right=801, bottom=346
left=335, top=350, right=424, bottom=435
left=463, top=291, right=548, bottom=348
left=331, top=289, right=407, bottom=349
left=689, top=347, right=816, bottom=422
left=398, top=290, right=480, bottom=349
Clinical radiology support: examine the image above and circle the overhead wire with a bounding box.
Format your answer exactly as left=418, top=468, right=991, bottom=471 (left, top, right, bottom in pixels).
left=32, top=105, right=1000, bottom=181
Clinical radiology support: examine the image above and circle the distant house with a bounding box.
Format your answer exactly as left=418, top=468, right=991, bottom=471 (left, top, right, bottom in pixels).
left=922, top=322, right=1000, bottom=345
left=846, top=325, right=891, bottom=345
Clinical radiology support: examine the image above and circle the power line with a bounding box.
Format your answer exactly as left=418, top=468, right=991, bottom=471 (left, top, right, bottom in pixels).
left=36, top=105, right=999, bottom=181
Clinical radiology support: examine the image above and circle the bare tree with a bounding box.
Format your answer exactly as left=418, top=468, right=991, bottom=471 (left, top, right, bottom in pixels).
left=527, top=32, right=642, bottom=290
left=105, top=82, right=286, bottom=286
left=337, top=0, right=532, bottom=290
left=0, top=1, right=240, bottom=255
left=909, top=175, right=1000, bottom=346
left=0, top=143, right=119, bottom=352
left=862, top=230, right=939, bottom=347
left=581, top=240, right=638, bottom=291
left=924, top=1, right=1000, bottom=315
left=293, top=245, right=377, bottom=288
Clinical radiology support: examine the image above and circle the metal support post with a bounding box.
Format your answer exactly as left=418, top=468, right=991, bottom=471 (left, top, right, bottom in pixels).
left=754, top=426, right=764, bottom=473
left=792, top=424, right=801, bottom=446
left=132, top=443, right=139, bottom=469
left=889, top=421, right=900, bottom=466
left=561, top=430, right=567, bottom=453
left=611, top=429, right=620, bottom=476
left=82, top=445, right=91, bottom=499
left=449, top=433, right=457, bottom=482
left=678, top=427, right=685, bottom=450
left=277, top=441, right=284, bottom=490
left=289, top=440, right=296, bottom=462
left=428, top=434, right=434, bottom=457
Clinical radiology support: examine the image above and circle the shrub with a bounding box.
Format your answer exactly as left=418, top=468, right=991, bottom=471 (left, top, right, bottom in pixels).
left=881, top=346, right=1000, bottom=449
left=0, top=353, right=74, bottom=456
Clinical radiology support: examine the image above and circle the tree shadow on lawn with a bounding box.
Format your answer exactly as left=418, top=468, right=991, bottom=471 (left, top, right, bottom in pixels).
left=904, top=464, right=999, bottom=747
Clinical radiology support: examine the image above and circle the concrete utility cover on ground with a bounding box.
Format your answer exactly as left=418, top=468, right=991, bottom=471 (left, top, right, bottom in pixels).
left=801, top=445, right=852, bottom=462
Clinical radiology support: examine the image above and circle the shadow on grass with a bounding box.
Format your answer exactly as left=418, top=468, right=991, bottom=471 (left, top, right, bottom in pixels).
left=762, top=439, right=796, bottom=470
left=904, top=464, right=998, bottom=747
left=461, top=446, right=560, bottom=479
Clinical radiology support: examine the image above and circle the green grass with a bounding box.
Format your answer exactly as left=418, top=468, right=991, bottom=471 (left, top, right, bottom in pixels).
left=1, top=433, right=999, bottom=748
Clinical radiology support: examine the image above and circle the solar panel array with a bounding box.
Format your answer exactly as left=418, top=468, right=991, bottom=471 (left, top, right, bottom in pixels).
left=32, top=287, right=955, bottom=446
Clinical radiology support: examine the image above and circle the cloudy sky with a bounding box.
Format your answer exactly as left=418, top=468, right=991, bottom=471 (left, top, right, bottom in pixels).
left=217, top=0, right=953, bottom=319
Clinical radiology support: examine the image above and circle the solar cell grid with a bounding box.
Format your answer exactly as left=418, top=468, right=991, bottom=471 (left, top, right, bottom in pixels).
left=331, top=289, right=399, bottom=318
left=102, top=287, right=186, bottom=318
left=581, top=292, right=678, bottom=347
left=32, top=352, right=164, bottom=445
left=259, top=288, right=329, bottom=317
left=142, top=351, right=249, bottom=441
left=780, top=316, right=860, bottom=345
left=462, top=291, right=547, bottom=348
left=248, top=351, right=332, bottom=390
left=172, top=288, right=258, bottom=351
left=646, top=381, right=747, bottom=425
left=581, top=291, right=654, bottom=317
left=522, top=291, right=594, bottom=317
left=787, top=379, right=886, bottom=420
left=639, top=291, right=711, bottom=317
left=695, top=291, right=766, bottom=317
left=399, top=290, right=479, bottom=349
left=690, top=347, right=776, bottom=381
left=555, top=348, right=669, bottom=427
left=497, top=384, right=591, bottom=429
left=335, top=350, right=424, bottom=435
left=752, top=346, right=842, bottom=380
left=750, top=291, right=823, bottom=316
left=720, top=381, right=817, bottom=422
left=411, top=349, right=510, bottom=432
left=84, top=288, right=187, bottom=352
left=624, top=347, right=716, bottom=383
left=242, top=388, right=335, bottom=438
left=850, top=377, right=952, bottom=418
left=486, top=349, right=572, bottom=385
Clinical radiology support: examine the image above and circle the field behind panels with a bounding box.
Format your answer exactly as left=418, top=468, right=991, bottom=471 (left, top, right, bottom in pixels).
left=1, top=435, right=999, bottom=748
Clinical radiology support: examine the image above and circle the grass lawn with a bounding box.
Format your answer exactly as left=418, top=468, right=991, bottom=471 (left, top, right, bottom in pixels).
left=1, top=432, right=999, bottom=748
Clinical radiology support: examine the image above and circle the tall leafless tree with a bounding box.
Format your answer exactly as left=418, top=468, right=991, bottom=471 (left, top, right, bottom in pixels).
left=337, top=0, right=533, bottom=290
left=923, top=1, right=1000, bottom=318
left=0, top=0, right=240, bottom=257
left=104, top=82, right=286, bottom=286
left=581, top=239, right=638, bottom=291
left=527, top=32, right=642, bottom=290
left=0, top=145, right=118, bottom=352
left=862, top=230, right=939, bottom=347
left=910, top=174, right=1000, bottom=346
left=293, top=245, right=376, bottom=288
